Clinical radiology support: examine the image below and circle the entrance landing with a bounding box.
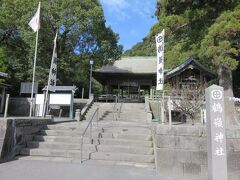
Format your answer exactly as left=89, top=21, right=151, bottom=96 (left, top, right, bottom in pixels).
left=0, top=158, right=207, bottom=180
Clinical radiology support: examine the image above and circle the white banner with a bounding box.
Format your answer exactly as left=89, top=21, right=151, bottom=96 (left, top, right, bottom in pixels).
left=156, top=29, right=165, bottom=91
left=48, top=33, right=57, bottom=92
left=28, top=2, right=40, bottom=32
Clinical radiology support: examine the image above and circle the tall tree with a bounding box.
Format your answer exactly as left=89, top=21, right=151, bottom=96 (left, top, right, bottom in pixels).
left=199, top=6, right=240, bottom=126
left=0, top=0, right=122, bottom=95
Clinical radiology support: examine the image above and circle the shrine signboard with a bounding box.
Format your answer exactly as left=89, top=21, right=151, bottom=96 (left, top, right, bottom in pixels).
left=205, top=85, right=227, bottom=180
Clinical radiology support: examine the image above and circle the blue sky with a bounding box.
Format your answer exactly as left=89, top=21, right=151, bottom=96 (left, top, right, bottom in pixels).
left=100, top=0, right=157, bottom=51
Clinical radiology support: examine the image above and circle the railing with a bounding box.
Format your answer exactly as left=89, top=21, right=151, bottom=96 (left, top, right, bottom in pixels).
left=113, top=95, right=118, bottom=120
left=80, top=96, right=94, bottom=121
left=118, top=102, right=122, bottom=119
left=80, top=107, right=99, bottom=163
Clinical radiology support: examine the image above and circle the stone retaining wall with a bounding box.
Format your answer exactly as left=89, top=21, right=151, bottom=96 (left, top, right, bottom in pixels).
left=153, top=124, right=240, bottom=179
left=0, top=117, right=53, bottom=163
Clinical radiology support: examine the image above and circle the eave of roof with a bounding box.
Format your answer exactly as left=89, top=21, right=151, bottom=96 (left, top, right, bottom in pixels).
left=166, top=57, right=216, bottom=79
left=95, top=56, right=157, bottom=74
left=42, top=86, right=77, bottom=92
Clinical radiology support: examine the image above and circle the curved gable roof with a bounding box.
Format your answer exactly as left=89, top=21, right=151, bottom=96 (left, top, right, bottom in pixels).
left=94, top=56, right=156, bottom=74
left=166, top=57, right=216, bottom=79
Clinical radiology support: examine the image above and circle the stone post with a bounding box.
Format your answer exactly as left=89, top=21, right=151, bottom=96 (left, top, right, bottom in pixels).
left=168, top=96, right=172, bottom=125
left=75, top=109, right=81, bottom=122
left=205, top=85, right=227, bottom=180
left=4, top=94, right=9, bottom=118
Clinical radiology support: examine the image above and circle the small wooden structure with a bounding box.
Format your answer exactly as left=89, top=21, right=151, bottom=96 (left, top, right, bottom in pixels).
left=165, top=57, right=216, bottom=93
left=41, top=86, right=77, bottom=118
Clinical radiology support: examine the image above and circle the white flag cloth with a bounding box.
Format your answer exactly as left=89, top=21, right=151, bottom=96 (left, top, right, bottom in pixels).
left=156, top=29, right=165, bottom=91
left=28, top=3, right=40, bottom=32
left=48, top=33, right=57, bottom=92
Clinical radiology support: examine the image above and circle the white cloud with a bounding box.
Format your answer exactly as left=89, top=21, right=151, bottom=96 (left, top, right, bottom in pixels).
left=101, top=0, right=130, bottom=21
left=101, top=0, right=156, bottom=21
left=132, top=1, right=156, bottom=18
left=101, top=0, right=129, bottom=9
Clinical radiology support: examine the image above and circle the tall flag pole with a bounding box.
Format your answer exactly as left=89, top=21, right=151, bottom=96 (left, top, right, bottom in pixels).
left=29, top=2, right=41, bottom=117
left=155, top=29, right=165, bottom=123
left=42, top=32, right=58, bottom=117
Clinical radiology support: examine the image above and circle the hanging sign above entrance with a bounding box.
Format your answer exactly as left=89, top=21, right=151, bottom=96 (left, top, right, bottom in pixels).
left=155, top=29, right=165, bottom=91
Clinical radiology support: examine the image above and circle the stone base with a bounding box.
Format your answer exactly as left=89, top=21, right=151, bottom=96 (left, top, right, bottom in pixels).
left=0, top=117, right=53, bottom=163
left=153, top=124, right=240, bottom=179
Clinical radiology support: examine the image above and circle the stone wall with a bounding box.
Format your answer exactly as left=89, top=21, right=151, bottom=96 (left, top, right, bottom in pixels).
left=153, top=124, right=240, bottom=180
left=7, top=97, right=89, bottom=117
left=0, top=117, right=53, bottom=163
left=8, top=98, right=31, bottom=116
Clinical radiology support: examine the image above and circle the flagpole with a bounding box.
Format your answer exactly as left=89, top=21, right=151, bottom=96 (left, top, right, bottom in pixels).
left=29, top=2, right=41, bottom=117
left=29, top=28, right=39, bottom=117
left=42, top=32, right=58, bottom=117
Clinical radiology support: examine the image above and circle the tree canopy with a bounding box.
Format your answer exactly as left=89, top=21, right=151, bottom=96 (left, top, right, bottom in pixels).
left=124, top=0, right=240, bottom=95
left=124, top=0, right=239, bottom=64
left=0, top=0, right=122, bottom=96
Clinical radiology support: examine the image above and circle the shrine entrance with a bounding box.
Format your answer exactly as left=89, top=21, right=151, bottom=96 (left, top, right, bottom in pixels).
left=92, top=57, right=156, bottom=103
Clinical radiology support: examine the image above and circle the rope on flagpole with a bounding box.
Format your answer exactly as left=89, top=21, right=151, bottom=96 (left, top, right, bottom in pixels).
left=29, top=2, right=41, bottom=117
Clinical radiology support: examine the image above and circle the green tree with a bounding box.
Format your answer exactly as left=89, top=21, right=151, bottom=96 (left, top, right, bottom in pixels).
left=124, top=0, right=239, bottom=70
left=0, top=0, right=122, bottom=96
left=199, top=6, right=240, bottom=126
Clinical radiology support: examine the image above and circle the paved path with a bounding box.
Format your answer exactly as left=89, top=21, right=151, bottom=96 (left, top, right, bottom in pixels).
left=0, top=158, right=207, bottom=180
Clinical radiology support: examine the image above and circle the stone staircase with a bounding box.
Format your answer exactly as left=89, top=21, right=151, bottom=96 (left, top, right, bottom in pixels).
left=86, top=103, right=155, bottom=167
left=20, top=122, right=100, bottom=162
left=19, top=103, right=155, bottom=168
left=92, top=123, right=154, bottom=167
left=84, top=102, right=116, bottom=121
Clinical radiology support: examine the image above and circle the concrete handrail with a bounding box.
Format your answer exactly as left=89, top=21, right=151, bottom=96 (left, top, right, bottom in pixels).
left=80, top=96, right=94, bottom=120
left=80, top=107, right=99, bottom=163
left=145, top=95, right=152, bottom=123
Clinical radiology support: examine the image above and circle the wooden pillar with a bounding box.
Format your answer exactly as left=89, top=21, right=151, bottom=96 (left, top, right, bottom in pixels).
left=128, top=80, right=130, bottom=97
left=0, top=87, right=6, bottom=113
left=138, top=85, right=140, bottom=102
left=106, top=81, right=110, bottom=94
left=118, top=83, right=120, bottom=101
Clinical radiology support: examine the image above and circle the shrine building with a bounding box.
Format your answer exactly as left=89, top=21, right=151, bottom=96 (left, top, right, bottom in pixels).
left=92, top=56, right=215, bottom=102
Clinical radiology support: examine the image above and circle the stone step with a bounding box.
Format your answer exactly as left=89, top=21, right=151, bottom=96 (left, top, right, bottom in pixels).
left=99, top=138, right=153, bottom=147
left=118, top=112, right=147, bottom=118
left=44, top=124, right=85, bottom=131
left=119, top=112, right=146, bottom=114
left=20, top=148, right=91, bottom=159
left=27, top=141, right=96, bottom=151
left=101, top=132, right=152, bottom=141
left=91, top=152, right=155, bottom=163
left=34, top=135, right=97, bottom=144
left=96, top=120, right=150, bottom=127
left=38, top=130, right=101, bottom=137
left=16, top=155, right=83, bottom=163
left=102, top=118, right=147, bottom=122
left=97, top=145, right=154, bottom=155
left=18, top=156, right=155, bottom=168
left=102, top=127, right=151, bottom=134
left=84, top=159, right=155, bottom=169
